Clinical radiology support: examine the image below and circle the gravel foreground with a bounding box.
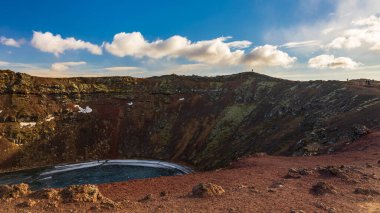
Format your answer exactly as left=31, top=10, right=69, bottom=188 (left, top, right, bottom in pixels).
left=0, top=131, right=379, bottom=213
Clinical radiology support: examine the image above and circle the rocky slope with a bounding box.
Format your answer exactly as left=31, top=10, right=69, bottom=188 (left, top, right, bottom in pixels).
left=0, top=70, right=379, bottom=171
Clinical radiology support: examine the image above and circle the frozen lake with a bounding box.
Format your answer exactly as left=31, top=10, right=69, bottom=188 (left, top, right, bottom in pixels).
left=0, top=160, right=192, bottom=190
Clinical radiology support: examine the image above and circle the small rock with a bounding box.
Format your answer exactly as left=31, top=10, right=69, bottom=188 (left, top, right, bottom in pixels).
left=238, top=185, right=248, bottom=189
left=192, top=183, right=225, bottom=198
left=270, top=180, right=285, bottom=189
left=315, top=201, right=336, bottom=212
left=159, top=191, right=168, bottom=197
left=248, top=186, right=260, bottom=194
left=227, top=207, right=238, bottom=212
left=290, top=209, right=306, bottom=213
left=252, top=152, right=267, bottom=157
left=285, top=170, right=301, bottom=179
left=286, top=168, right=313, bottom=179
left=311, top=182, right=337, bottom=195
left=138, top=194, right=153, bottom=202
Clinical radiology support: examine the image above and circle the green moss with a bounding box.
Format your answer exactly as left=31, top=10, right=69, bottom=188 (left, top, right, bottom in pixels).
left=92, top=84, right=109, bottom=93
left=195, top=104, right=256, bottom=161
left=256, top=81, right=277, bottom=90
left=209, top=82, right=223, bottom=88
left=151, top=116, right=176, bottom=154
left=78, top=84, right=91, bottom=92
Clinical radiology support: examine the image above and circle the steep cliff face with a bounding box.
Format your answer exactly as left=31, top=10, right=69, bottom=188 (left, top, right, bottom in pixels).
left=0, top=70, right=379, bottom=171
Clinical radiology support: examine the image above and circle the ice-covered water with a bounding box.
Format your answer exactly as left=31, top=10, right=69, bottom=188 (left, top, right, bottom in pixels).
left=0, top=160, right=192, bottom=190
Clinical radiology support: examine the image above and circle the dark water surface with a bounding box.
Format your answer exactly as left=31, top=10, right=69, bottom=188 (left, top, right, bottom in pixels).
left=0, top=160, right=192, bottom=190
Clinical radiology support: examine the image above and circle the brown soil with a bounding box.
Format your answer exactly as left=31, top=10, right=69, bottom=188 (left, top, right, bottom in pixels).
left=0, top=131, right=379, bottom=212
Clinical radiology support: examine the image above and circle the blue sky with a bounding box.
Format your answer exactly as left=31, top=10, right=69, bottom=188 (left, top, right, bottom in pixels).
left=0, top=0, right=379, bottom=80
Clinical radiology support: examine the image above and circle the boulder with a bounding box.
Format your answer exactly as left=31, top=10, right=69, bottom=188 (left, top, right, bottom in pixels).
left=32, top=188, right=59, bottom=200
left=138, top=194, right=153, bottom=202
left=351, top=124, right=370, bottom=140
left=192, top=183, right=225, bottom=198
left=60, top=184, right=103, bottom=203
left=317, top=166, right=349, bottom=179
left=311, top=182, right=337, bottom=195
left=285, top=168, right=314, bottom=179
left=0, top=183, right=30, bottom=199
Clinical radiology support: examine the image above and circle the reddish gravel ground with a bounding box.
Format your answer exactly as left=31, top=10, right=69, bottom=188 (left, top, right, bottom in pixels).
left=1, top=131, right=379, bottom=213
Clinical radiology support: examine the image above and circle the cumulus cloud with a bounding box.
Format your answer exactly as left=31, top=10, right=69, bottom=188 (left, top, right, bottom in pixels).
left=31, top=31, right=102, bottom=56
left=308, top=55, right=361, bottom=69
left=327, top=15, right=380, bottom=51
left=0, top=36, right=24, bottom=47
left=50, top=61, right=87, bottom=71
left=104, top=32, right=295, bottom=68
left=104, top=66, right=140, bottom=71
left=242, top=45, right=297, bottom=67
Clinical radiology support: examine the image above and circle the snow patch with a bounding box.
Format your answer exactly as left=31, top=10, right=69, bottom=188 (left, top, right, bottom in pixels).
left=45, top=115, right=54, bottom=122
left=20, top=122, right=36, bottom=128
left=74, top=105, right=93, bottom=113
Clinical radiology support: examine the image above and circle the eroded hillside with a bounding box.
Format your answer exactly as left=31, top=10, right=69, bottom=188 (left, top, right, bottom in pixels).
left=0, top=70, right=379, bottom=171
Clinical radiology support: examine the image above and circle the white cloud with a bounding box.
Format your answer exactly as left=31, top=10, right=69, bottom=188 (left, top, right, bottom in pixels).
left=281, top=40, right=320, bottom=48
left=0, top=36, right=23, bottom=47
left=327, top=36, right=361, bottom=49
left=308, top=54, right=361, bottom=69
left=104, top=32, right=295, bottom=68
left=243, top=45, right=297, bottom=67
left=327, top=15, right=380, bottom=51
left=31, top=31, right=102, bottom=56
left=226, top=40, right=253, bottom=49
left=105, top=66, right=140, bottom=71
left=0, top=61, right=10, bottom=66
left=51, top=61, right=87, bottom=71
left=267, top=1, right=380, bottom=52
